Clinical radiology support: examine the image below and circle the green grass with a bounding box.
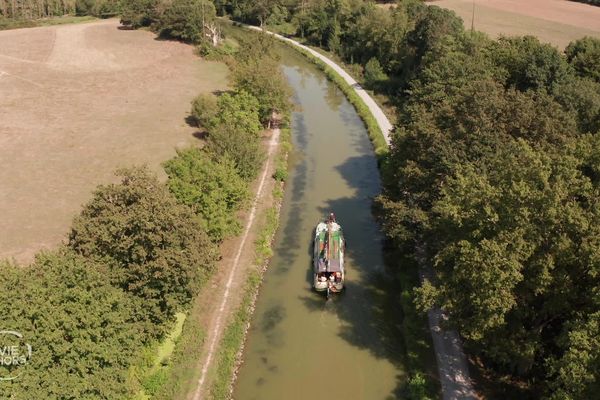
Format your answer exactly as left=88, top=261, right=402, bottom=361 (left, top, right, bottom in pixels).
left=128, top=312, right=187, bottom=399
left=0, top=15, right=97, bottom=31
left=152, top=308, right=207, bottom=400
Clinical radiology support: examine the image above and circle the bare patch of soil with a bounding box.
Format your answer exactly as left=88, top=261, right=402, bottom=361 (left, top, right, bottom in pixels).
left=0, top=19, right=228, bottom=263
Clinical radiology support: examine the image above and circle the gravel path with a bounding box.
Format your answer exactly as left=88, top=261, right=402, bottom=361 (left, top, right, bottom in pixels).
left=249, top=24, right=477, bottom=400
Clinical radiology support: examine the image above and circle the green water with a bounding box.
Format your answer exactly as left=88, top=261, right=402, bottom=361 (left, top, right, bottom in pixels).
left=232, top=49, right=406, bottom=400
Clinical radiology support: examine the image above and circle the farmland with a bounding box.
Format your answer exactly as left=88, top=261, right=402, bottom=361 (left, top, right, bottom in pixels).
left=432, top=0, right=600, bottom=48
left=0, top=19, right=228, bottom=263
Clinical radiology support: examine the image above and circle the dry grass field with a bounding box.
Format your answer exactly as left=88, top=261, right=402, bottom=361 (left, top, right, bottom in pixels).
left=0, top=19, right=228, bottom=264
left=431, top=0, right=600, bottom=49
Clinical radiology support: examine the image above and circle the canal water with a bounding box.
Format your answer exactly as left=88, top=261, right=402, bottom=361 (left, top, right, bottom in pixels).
left=232, top=48, right=405, bottom=400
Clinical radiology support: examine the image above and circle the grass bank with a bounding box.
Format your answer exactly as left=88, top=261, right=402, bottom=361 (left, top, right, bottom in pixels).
left=208, top=126, right=291, bottom=400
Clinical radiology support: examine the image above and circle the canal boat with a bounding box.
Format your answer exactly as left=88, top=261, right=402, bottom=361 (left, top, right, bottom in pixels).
left=313, top=213, right=345, bottom=298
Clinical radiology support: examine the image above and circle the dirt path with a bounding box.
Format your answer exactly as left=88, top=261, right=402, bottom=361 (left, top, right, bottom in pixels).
left=245, top=25, right=475, bottom=400
left=0, top=19, right=228, bottom=264
left=188, top=128, right=280, bottom=400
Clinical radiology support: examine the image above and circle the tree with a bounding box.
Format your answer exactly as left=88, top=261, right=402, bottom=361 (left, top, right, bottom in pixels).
left=554, top=76, right=600, bottom=134
left=159, top=0, right=216, bottom=43
left=68, top=166, right=217, bottom=331
left=206, top=120, right=264, bottom=181
left=489, top=35, right=573, bottom=92
left=190, top=92, right=219, bottom=129
left=163, top=147, right=249, bottom=242
left=548, top=311, right=600, bottom=399
left=120, top=0, right=159, bottom=28
left=415, top=137, right=600, bottom=377
left=211, top=90, right=262, bottom=136
left=565, top=36, right=600, bottom=83
left=363, top=57, right=388, bottom=90
left=231, top=33, right=292, bottom=123
left=0, top=251, right=144, bottom=399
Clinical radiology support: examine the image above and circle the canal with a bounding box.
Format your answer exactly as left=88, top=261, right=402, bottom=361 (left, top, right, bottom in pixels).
left=233, top=48, right=406, bottom=400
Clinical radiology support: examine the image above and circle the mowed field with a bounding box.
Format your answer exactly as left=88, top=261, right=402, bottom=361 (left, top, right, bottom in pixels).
left=0, top=19, right=228, bottom=263
left=430, top=0, right=600, bottom=49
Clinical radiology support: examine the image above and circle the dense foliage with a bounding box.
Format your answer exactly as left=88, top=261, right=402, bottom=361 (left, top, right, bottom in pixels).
left=0, top=0, right=119, bottom=19
left=69, top=167, right=217, bottom=335
left=230, top=33, right=292, bottom=124
left=164, top=148, right=249, bottom=242
left=218, top=0, right=600, bottom=397
left=0, top=251, right=143, bottom=399
left=0, top=5, right=293, bottom=399
left=158, top=0, right=215, bottom=42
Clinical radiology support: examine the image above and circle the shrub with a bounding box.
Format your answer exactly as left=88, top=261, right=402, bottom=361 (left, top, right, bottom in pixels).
left=164, top=147, right=249, bottom=242
left=212, top=90, right=262, bottom=136
left=206, top=121, right=264, bottom=181
left=364, top=57, right=388, bottom=90
left=120, top=0, right=159, bottom=28
left=191, top=93, right=218, bottom=129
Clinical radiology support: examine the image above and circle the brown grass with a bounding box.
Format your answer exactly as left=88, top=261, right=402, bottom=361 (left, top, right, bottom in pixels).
left=0, top=19, right=229, bottom=264
left=430, top=0, right=600, bottom=49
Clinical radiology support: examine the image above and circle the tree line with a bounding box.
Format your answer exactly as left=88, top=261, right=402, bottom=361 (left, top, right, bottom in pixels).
left=0, top=0, right=119, bottom=19
left=215, top=0, right=600, bottom=398
left=570, top=0, right=600, bottom=6
left=0, top=23, right=290, bottom=399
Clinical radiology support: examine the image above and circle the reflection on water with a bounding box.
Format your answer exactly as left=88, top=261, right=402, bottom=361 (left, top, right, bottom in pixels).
left=232, top=48, right=406, bottom=400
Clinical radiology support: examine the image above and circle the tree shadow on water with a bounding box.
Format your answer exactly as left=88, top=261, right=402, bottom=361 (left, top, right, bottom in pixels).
left=271, top=114, right=310, bottom=274
left=299, top=154, right=412, bottom=397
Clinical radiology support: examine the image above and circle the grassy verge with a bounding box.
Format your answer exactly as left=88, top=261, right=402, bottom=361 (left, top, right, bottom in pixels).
left=151, top=305, right=207, bottom=400
left=207, top=126, right=290, bottom=400
left=0, top=15, right=97, bottom=31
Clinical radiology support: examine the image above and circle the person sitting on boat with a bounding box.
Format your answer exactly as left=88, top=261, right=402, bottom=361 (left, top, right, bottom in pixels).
left=327, top=213, right=336, bottom=224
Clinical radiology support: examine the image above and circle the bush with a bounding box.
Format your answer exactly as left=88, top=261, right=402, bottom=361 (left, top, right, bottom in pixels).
left=120, top=0, right=159, bottom=28
left=212, top=90, right=262, bottom=136
left=232, top=33, right=292, bottom=123
left=164, top=147, right=249, bottom=242
left=68, top=166, right=217, bottom=333
left=206, top=121, right=264, bottom=180
left=272, top=166, right=287, bottom=182
left=406, top=373, right=432, bottom=400
left=191, top=93, right=218, bottom=129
